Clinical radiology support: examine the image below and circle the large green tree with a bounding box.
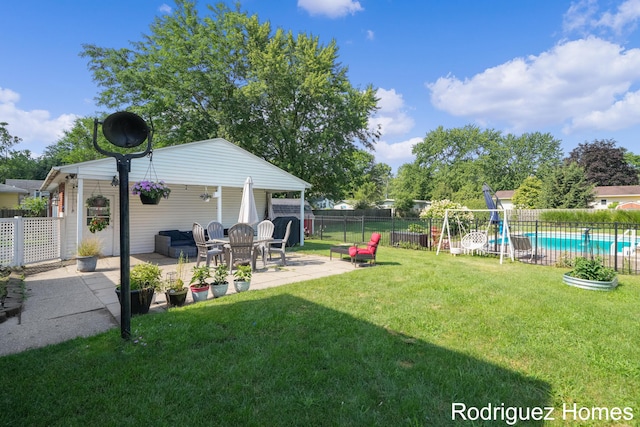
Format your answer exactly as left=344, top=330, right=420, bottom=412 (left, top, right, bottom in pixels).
left=81, top=1, right=379, bottom=199
left=512, top=176, right=543, bottom=209
left=539, top=162, right=595, bottom=208
left=567, top=139, right=639, bottom=186
left=0, top=123, right=51, bottom=181
left=407, top=125, right=562, bottom=203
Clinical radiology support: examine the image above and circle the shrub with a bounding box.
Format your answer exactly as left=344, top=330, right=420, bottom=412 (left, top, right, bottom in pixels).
left=18, top=196, right=46, bottom=217
left=77, top=237, right=102, bottom=257
left=130, top=262, right=162, bottom=291
left=568, top=257, right=617, bottom=282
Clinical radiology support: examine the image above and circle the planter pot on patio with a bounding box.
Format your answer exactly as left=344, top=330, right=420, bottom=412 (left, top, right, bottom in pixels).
left=77, top=255, right=98, bottom=272
left=165, top=288, right=188, bottom=307
left=190, top=284, right=209, bottom=302
left=211, top=283, right=229, bottom=298
left=115, top=288, right=155, bottom=315
left=562, top=273, right=618, bottom=291
left=234, top=280, right=251, bottom=293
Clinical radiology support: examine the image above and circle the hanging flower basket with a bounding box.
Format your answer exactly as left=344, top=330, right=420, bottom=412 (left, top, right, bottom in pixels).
left=131, top=180, right=171, bottom=205
left=86, top=194, right=109, bottom=208
left=140, top=194, right=161, bottom=205
left=88, top=217, right=109, bottom=233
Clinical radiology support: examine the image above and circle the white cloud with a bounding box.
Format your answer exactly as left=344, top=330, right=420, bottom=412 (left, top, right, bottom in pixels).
left=373, top=137, right=422, bottom=171
left=563, top=0, right=599, bottom=34
left=594, top=0, right=640, bottom=33
left=158, top=4, right=172, bottom=14
left=375, top=137, right=421, bottom=161
left=567, top=89, right=640, bottom=131
left=366, top=30, right=374, bottom=40
left=297, top=0, right=363, bottom=18
left=370, top=88, right=415, bottom=136
left=0, top=87, right=77, bottom=155
left=427, top=37, right=640, bottom=132
left=564, top=0, right=640, bottom=35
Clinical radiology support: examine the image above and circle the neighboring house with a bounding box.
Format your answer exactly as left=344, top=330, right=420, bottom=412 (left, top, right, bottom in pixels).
left=0, top=183, right=29, bottom=209
left=593, top=185, right=640, bottom=209
left=5, top=179, right=47, bottom=199
left=40, top=138, right=312, bottom=259
left=311, top=197, right=334, bottom=209
left=496, top=185, right=640, bottom=210
left=379, top=198, right=431, bottom=215
left=333, top=200, right=354, bottom=210
left=495, top=190, right=515, bottom=210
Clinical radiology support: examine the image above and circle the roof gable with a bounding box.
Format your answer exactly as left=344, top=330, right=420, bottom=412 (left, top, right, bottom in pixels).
left=42, top=138, right=311, bottom=192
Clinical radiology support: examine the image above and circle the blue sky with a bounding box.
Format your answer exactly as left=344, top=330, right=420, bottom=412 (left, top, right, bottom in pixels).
left=2, top=0, right=640, bottom=172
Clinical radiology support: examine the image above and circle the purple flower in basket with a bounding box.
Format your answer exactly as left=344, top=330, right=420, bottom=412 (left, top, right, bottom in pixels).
left=131, top=180, right=171, bottom=199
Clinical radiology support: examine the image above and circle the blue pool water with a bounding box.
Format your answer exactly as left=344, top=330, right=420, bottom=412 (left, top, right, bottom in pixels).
left=491, top=233, right=634, bottom=255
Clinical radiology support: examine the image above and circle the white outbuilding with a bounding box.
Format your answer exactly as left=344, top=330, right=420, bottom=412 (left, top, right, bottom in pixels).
left=40, top=138, right=312, bottom=259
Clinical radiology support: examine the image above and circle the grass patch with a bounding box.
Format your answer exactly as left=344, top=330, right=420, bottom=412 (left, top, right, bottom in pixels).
left=1, top=245, right=639, bottom=425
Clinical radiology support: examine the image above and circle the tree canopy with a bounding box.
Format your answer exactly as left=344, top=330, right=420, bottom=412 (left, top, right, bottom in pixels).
left=539, top=162, right=595, bottom=209
left=567, top=139, right=639, bottom=186
left=400, top=125, right=562, bottom=203
left=80, top=0, right=379, bottom=199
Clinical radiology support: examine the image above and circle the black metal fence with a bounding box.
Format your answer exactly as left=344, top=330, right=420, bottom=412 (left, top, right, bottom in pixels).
left=311, top=216, right=640, bottom=274
left=313, top=209, right=392, bottom=217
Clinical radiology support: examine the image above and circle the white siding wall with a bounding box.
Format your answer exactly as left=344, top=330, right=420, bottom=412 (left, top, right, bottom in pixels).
left=63, top=183, right=271, bottom=256
left=62, top=179, right=120, bottom=259
left=52, top=138, right=308, bottom=257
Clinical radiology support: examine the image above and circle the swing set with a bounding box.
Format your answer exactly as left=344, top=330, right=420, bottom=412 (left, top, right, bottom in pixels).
left=436, top=208, right=514, bottom=264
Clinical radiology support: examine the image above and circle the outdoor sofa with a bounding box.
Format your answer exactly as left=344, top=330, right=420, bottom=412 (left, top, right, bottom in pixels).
left=154, top=230, right=200, bottom=258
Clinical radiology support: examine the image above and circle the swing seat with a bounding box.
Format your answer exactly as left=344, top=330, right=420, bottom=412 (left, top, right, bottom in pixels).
left=461, top=231, right=487, bottom=255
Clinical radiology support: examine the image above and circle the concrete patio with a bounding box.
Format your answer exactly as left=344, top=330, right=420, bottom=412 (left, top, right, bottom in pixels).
left=0, top=252, right=355, bottom=356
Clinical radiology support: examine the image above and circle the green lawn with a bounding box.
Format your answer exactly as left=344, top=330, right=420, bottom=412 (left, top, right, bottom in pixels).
left=1, top=242, right=638, bottom=426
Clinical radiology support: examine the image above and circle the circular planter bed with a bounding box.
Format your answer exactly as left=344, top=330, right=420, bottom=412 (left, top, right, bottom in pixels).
left=562, top=273, right=618, bottom=291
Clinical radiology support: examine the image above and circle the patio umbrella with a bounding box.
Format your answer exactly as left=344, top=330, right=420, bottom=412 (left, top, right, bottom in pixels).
left=238, top=176, right=259, bottom=226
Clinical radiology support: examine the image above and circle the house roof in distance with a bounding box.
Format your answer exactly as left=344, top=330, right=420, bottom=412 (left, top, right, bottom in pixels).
left=0, top=183, right=29, bottom=194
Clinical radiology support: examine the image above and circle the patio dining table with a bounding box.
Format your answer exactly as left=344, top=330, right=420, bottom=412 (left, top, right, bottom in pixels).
left=208, top=237, right=273, bottom=269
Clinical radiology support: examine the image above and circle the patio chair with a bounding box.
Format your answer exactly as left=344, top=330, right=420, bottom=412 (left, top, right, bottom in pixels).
left=206, top=221, right=224, bottom=241
left=348, top=232, right=381, bottom=267
left=255, top=220, right=275, bottom=268
left=461, top=231, right=487, bottom=255
left=192, top=222, right=222, bottom=267
left=511, top=234, right=533, bottom=260
left=227, top=223, right=258, bottom=271
left=268, top=220, right=292, bottom=266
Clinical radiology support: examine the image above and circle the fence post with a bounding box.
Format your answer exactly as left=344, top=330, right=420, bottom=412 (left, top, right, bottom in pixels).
left=14, top=216, right=24, bottom=267
left=614, top=222, right=618, bottom=272
left=391, top=215, right=395, bottom=247
left=320, top=216, right=324, bottom=240
left=343, top=216, right=347, bottom=243
left=361, top=216, right=365, bottom=242
left=534, top=220, right=539, bottom=264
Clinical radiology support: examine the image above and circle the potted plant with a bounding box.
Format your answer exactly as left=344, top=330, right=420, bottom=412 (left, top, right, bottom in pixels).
left=88, top=216, right=109, bottom=234
left=233, top=263, right=252, bottom=292
left=76, top=236, right=102, bottom=272
left=85, top=194, right=109, bottom=208
left=211, top=263, right=230, bottom=297
left=165, top=252, right=188, bottom=307
left=189, top=265, right=211, bottom=302
left=116, top=262, right=162, bottom=315
left=131, top=180, right=171, bottom=205
left=563, top=256, right=618, bottom=291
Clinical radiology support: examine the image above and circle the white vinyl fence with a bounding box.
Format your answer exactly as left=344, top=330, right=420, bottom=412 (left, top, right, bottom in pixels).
left=0, top=217, right=63, bottom=267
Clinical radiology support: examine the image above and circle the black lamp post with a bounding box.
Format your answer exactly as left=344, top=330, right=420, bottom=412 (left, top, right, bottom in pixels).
left=92, top=112, right=152, bottom=339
